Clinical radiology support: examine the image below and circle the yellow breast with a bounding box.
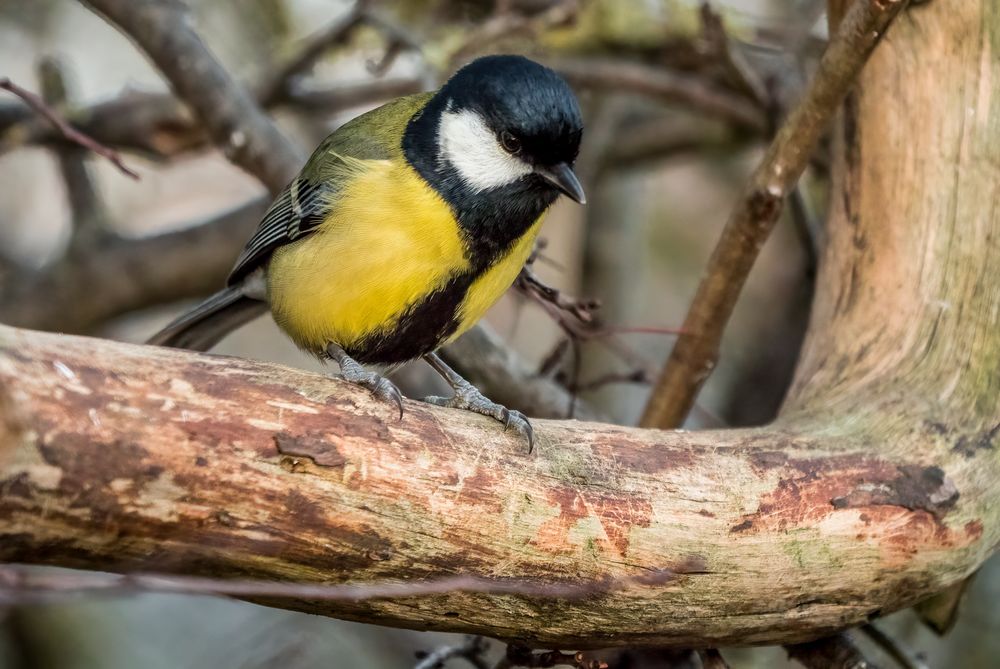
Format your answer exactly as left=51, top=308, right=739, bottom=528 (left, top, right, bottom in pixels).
left=266, top=157, right=544, bottom=359
left=267, top=159, right=468, bottom=353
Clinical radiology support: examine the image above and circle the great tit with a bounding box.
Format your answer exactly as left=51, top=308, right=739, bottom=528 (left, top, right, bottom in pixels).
left=148, top=54, right=586, bottom=449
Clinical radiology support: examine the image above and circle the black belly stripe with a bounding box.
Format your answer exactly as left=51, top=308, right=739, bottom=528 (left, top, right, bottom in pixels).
left=346, top=271, right=476, bottom=365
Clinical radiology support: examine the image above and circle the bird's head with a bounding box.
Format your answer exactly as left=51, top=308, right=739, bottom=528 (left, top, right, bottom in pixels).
left=404, top=55, right=586, bottom=206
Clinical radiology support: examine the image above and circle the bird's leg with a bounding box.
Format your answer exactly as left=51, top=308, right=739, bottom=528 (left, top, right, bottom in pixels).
left=326, top=343, right=403, bottom=419
left=422, top=352, right=534, bottom=452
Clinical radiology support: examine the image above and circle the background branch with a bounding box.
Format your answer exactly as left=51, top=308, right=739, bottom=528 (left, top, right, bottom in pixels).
left=786, top=633, right=879, bottom=669
left=82, top=0, right=303, bottom=194
left=0, top=75, right=139, bottom=179
left=641, top=0, right=909, bottom=428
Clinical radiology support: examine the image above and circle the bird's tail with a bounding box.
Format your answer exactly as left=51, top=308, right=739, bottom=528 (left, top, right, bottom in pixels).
left=146, top=286, right=268, bottom=352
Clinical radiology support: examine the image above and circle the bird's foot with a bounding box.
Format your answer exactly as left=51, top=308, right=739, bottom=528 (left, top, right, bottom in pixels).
left=328, top=345, right=403, bottom=419
left=423, top=382, right=534, bottom=452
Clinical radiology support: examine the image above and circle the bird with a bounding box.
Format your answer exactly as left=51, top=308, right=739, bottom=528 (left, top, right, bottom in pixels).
left=148, top=54, right=585, bottom=450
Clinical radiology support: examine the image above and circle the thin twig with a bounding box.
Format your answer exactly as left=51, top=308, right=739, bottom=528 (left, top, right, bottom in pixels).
left=699, top=3, right=770, bottom=107
left=37, top=57, right=111, bottom=244
left=640, top=0, right=910, bottom=428
left=549, top=57, right=767, bottom=133
left=288, top=77, right=424, bottom=112
left=257, top=3, right=367, bottom=106
left=446, top=0, right=579, bottom=71
left=415, top=636, right=491, bottom=669
left=860, top=624, right=930, bottom=669
left=568, top=369, right=649, bottom=394
left=515, top=266, right=674, bottom=392
left=0, top=76, right=139, bottom=179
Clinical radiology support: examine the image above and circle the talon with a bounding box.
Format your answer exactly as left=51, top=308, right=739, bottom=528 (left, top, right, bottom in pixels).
left=328, top=345, right=405, bottom=420
left=378, top=378, right=404, bottom=420
left=421, top=352, right=535, bottom=452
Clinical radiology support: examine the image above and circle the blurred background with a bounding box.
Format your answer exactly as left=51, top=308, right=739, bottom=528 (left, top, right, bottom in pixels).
left=0, top=0, right=996, bottom=667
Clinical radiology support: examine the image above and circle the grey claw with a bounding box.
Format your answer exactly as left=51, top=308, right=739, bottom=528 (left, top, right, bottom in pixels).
left=336, top=364, right=404, bottom=419
left=505, top=409, right=534, bottom=453
left=420, top=389, right=534, bottom=452
left=374, top=377, right=404, bottom=420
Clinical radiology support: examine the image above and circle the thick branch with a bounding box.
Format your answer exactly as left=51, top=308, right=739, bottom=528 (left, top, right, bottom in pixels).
left=0, top=312, right=993, bottom=646
left=640, top=0, right=909, bottom=428
left=0, top=199, right=267, bottom=332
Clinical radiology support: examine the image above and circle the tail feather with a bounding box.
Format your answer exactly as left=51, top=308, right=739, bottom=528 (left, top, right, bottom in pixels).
left=147, top=287, right=268, bottom=352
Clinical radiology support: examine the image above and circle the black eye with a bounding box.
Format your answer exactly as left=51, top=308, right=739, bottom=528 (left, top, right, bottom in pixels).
left=499, top=130, right=522, bottom=154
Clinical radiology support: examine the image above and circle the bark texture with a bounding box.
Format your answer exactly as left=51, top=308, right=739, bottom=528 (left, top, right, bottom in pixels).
left=0, top=0, right=998, bottom=649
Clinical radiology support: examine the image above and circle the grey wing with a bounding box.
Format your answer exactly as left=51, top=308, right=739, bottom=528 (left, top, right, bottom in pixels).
left=227, top=177, right=331, bottom=285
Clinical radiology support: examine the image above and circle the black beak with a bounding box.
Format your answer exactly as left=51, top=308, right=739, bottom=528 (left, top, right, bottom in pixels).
left=536, top=163, right=586, bottom=205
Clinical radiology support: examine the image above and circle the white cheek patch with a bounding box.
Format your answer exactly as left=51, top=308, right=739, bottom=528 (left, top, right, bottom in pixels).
left=437, top=107, right=532, bottom=192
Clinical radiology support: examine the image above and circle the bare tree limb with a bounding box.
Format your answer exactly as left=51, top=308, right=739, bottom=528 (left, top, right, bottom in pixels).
left=640, top=0, right=909, bottom=428
left=548, top=58, right=767, bottom=133
left=860, top=624, right=930, bottom=669
left=81, top=0, right=303, bottom=193
left=0, top=90, right=203, bottom=160
left=0, top=76, right=139, bottom=179
left=414, top=636, right=490, bottom=669
left=0, top=198, right=267, bottom=332
left=37, top=58, right=111, bottom=244
left=256, top=3, right=368, bottom=107
left=287, top=77, right=424, bottom=115
left=0, top=78, right=426, bottom=163
left=446, top=0, right=580, bottom=71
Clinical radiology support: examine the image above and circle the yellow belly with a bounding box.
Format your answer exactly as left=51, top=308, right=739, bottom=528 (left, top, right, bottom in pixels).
left=266, top=158, right=542, bottom=357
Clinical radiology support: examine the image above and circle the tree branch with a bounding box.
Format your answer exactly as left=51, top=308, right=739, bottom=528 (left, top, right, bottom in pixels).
left=81, top=0, right=303, bottom=193
left=415, top=636, right=490, bottom=669
left=37, top=58, right=112, bottom=244
left=0, top=75, right=139, bottom=179
left=640, top=0, right=910, bottom=428
left=0, top=198, right=267, bottom=332
left=256, top=3, right=368, bottom=107
left=0, top=298, right=992, bottom=646
left=548, top=57, right=767, bottom=134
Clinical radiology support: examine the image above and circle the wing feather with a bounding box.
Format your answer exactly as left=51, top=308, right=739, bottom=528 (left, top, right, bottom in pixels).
left=227, top=177, right=330, bottom=284
left=225, top=91, right=434, bottom=286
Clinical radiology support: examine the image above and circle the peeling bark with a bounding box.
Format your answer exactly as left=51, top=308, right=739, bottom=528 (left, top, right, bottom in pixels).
left=0, top=0, right=998, bottom=650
